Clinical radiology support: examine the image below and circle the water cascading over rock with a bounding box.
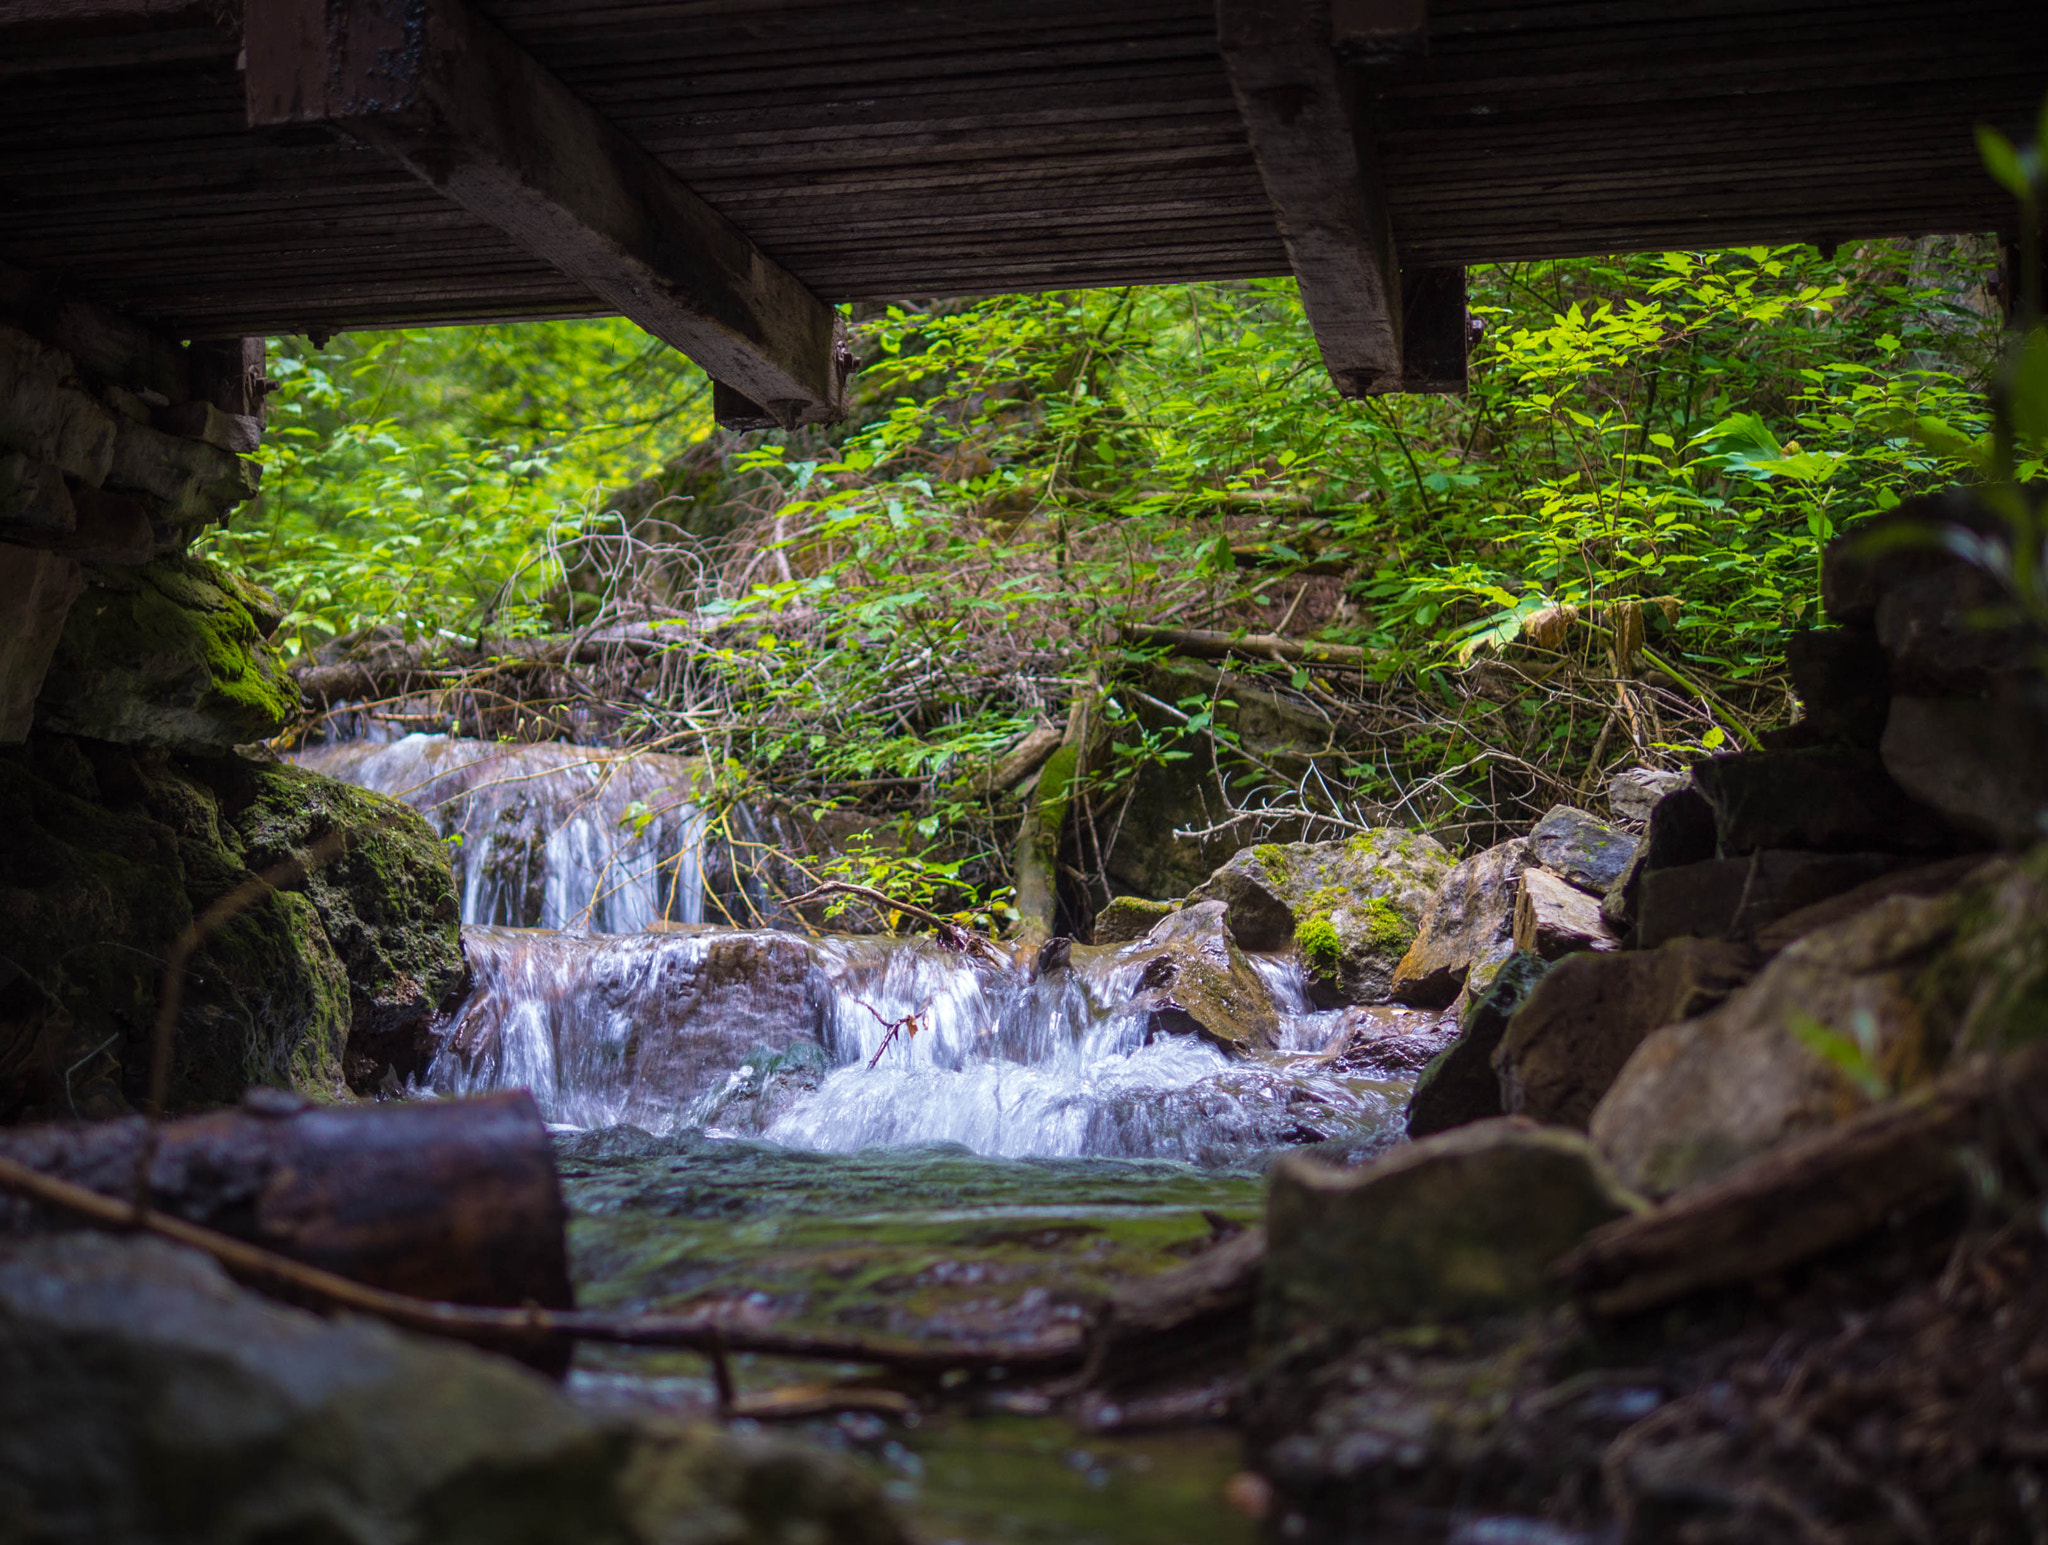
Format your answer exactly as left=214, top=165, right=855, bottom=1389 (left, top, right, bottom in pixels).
left=301, top=736, right=1430, bottom=1162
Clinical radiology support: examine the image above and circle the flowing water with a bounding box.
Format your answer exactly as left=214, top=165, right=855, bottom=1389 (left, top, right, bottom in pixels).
left=301, top=734, right=1442, bottom=1541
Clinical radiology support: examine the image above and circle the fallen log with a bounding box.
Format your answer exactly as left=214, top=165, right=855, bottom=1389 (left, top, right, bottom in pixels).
left=0, top=1140, right=1086, bottom=1377
left=1120, top=622, right=1377, bottom=672
left=0, top=1089, right=574, bottom=1367
left=1557, top=1038, right=2048, bottom=1317
left=294, top=629, right=672, bottom=710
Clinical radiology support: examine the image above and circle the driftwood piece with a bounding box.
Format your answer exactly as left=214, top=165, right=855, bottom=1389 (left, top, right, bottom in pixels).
left=1121, top=622, right=1375, bottom=672
left=0, top=1090, right=573, bottom=1362
left=0, top=1143, right=1086, bottom=1376
left=1558, top=1039, right=2048, bottom=1317
left=294, top=630, right=668, bottom=711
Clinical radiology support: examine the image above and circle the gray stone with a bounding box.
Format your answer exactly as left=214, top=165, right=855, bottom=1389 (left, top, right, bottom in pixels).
left=0, top=548, right=81, bottom=743
left=0, top=1231, right=908, bottom=1545
left=0, top=450, right=75, bottom=538
left=106, top=416, right=261, bottom=526
left=1601, top=782, right=1718, bottom=934
left=34, top=554, right=297, bottom=753
left=1389, top=838, right=1530, bottom=1008
left=1093, top=895, right=1178, bottom=943
left=1260, top=1118, right=1646, bottom=1343
left=1606, top=766, right=1689, bottom=828
left=1881, top=691, right=2048, bottom=848
left=0, top=322, right=118, bottom=486
left=1493, top=938, right=1755, bottom=1129
left=1784, top=626, right=1891, bottom=746
left=1190, top=830, right=1452, bottom=1003
left=1524, top=804, right=1636, bottom=894
left=1513, top=866, right=1619, bottom=959
left=1689, top=746, right=1962, bottom=857
left=1874, top=556, right=2035, bottom=696
left=1406, top=951, right=1549, bottom=1138
left=1633, top=850, right=1914, bottom=949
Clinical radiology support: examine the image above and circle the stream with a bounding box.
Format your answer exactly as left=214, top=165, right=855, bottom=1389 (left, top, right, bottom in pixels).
left=296, top=734, right=1436, bottom=1542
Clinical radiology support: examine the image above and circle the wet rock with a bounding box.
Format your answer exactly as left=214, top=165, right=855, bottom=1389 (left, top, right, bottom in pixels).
left=0, top=1231, right=908, bottom=1545
left=0, top=547, right=81, bottom=742
left=1188, top=831, right=1451, bottom=1004
left=1591, top=891, right=1963, bottom=1197
left=1524, top=804, right=1636, bottom=894
left=1607, top=766, right=1689, bottom=828
left=438, top=927, right=831, bottom=1127
left=1633, top=850, right=1911, bottom=949
left=1881, top=689, right=2048, bottom=847
left=225, top=760, right=466, bottom=1091
left=1327, top=1004, right=1458, bottom=1077
left=695, top=1039, right=830, bottom=1135
left=1513, top=867, right=1618, bottom=960
left=1493, top=939, right=1755, bottom=1128
left=1260, top=1118, right=1645, bottom=1343
left=1093, top=895, right=1177, bottom=943
left=1389, top=839, right=1530, bottom=1008
left=1783, top=626, right=1891, bottom=747
left=1688, top=746, right=1963, bottom=857
left=1405, top=951, right=1548, bottom=1138
left=1127, top=900, right=1281, bottom=1051
left=35, top=554, right=296, bottom=753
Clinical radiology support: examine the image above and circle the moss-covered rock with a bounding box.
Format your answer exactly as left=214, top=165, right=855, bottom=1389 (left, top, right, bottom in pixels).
left=1189, top=830, right=1452, bottom=1004
left=224, top=759, right=466, bottom=1090
left=1121, top=900, right=1282, bottom=1051
left=1093, top=895, right=1179, bottom=943
left=0, top=732, right=465, bottom=1119
left=34, top=553, right=296, bottom=753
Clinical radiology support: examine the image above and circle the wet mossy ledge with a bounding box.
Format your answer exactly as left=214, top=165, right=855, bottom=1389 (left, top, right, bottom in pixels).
left=0, top=550, right=463, bottom=1121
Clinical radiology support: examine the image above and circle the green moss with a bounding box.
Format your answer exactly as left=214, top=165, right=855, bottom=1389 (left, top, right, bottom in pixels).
left=1253, top=843, right=1292, bottom=886
left=1361, top=896, right=1416, bottom=953
left=1296, top=913, right=1343, bottom=980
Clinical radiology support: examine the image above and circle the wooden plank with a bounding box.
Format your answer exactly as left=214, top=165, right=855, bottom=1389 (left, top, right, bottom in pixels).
left=242, top=0, right=848, bottom=427
left=1217, top=0, right=1408, bottom=396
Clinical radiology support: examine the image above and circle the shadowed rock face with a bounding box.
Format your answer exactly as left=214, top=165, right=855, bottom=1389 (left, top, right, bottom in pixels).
left=1122, top=900, right=1283, bottom=1051
left=0, top=1231, right=910, bottom=1545
left=1389, top=838, right=1529, bottom=1009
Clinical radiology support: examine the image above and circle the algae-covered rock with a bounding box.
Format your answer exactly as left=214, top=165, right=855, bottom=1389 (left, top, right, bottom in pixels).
left=225, top=759, right=465, bottom=1089
left=1389, top=838, right=1529, bottom=1008
left=1260, top=1118, right=1645, bottom=1343
left=0, top=1231, right=909, bottom=1545
left=1123, top=899, right=1282, bottom=1051
left=1189, top=830, right=1451, bottom=1004
left=35, top=554, right=296, bottom=752
left=1093, top=894, right=1179, bottom=943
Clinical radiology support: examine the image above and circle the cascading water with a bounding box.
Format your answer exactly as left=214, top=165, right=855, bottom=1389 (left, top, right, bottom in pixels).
left=296, top=734, right=707, bottom=932
left=304, top=735, right=1434, bottom=1164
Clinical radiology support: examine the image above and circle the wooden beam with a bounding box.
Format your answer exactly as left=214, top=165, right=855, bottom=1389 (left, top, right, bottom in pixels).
left=243, top=0, right=848, bottom=429
left=1330, top=0, right=1428, bottom=61
left=1217, top=0, right=1409, bottom=397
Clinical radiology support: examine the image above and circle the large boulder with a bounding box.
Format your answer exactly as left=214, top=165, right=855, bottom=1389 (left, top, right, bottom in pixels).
left=1092, top=894, right=1178, bottom=944
left=0, top=548, right=81, bottom=743
left=35, top=554, right=296, bottom=753
left=1633, top=849, right=1910, bottom=949
left=1122, top=900, right=1282, bottom=1051
left=1187, top=831, right=1451, bottom=1003
left=1882, top=689, right=2048, bottom=848
left=1388, top=839, right=1529, bottom=1008
left=0, top=1231, right=908, bottom=1545
left=1260, top=1118, right=1645, bottom=1343
left=226, top=759, right=467, bottom=1091
left=1404, top=951, right=1548, bottom=1138
left=0, top=733, right=464, bottom=1118
left=1590, top=853, right=2048, bottom=1197
left=1492, top=938, right=1754, bottom=1129
left=1688, top=746, right=1963, bottom=858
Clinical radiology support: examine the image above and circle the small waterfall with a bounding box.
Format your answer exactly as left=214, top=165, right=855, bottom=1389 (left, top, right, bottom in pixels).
left=427, top=925, right=1420, bottom=1164
left=296, top=734, right=706, bottom=932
